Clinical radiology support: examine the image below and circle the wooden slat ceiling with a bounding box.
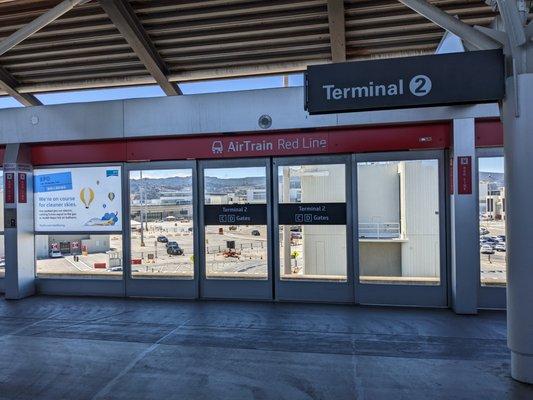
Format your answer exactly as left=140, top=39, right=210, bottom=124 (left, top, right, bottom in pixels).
left=0, top=0, right=499, bottom=96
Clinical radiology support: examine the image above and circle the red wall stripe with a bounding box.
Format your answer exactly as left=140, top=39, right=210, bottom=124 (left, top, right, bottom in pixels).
left=31, top=140, right=127, bottom=166
left=30, top=123, right=450, bottom=166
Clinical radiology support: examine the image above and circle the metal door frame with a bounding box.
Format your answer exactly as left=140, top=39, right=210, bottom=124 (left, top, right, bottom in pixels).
left=124, top=160, right=199, bottom=299
left=476, top=147, right=506, bottom=309
left=273, top=154, right=355, bottom=303
left=353, top=150, right=448, bottom=307
left=198, top=157, right=273, bottom=300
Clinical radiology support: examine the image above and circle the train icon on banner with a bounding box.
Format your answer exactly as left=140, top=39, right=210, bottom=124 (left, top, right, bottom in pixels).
left=211, top=141, right=223, bottom=154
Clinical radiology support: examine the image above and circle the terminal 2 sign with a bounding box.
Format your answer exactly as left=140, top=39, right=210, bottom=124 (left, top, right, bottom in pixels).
left=305, top=49, right=505, bottom=114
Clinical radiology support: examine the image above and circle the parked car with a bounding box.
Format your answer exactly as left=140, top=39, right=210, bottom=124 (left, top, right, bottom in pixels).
left=481, top=236, right=498, bottom=244
left=166, top=241, right=178, bottom=248
left=480, top=227, right=490, bottom=235
left=497, top=235, right=506, bottom=242
left=495, top=243, right=506, bottom=252
left=251, top=230, right=260, bottom=236
left=157, top=235, right=168, bottom=243
left=480, top=244, right=495, bottom=255
left=167, top=244, right=184, bottom=256
left=49, top=250, right=62, bottom=258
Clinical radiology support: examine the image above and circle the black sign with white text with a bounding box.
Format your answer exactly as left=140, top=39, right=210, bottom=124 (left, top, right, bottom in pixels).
left=305, top=50, right=505, bottom=114
left=278, top=203, right=346, bottom=225
left=204, top=204, right=267, bottom=225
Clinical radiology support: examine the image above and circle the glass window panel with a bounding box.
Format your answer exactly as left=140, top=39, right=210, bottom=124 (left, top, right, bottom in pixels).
left=358, top=160, right=441, bottom=285
left=478, top=156, right=506, bottom=286
left=35, top=234, right=123, bottom=278
left=129, top=169, right=194, bottom=279
left=204, top=167, right=268, bottom=280
left=278, top=164, right=347, bottom=281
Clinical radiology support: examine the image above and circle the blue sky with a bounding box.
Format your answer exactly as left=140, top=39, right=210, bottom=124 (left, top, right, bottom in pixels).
left=479, top=157, right=504, bottom=174
left=129, top=167, right=266, bottom=180
left=205, top=167, right=266, bottom=179
left=0, top=74, right=304, bottom=109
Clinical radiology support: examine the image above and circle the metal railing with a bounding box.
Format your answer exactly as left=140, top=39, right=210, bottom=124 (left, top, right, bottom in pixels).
left=358, top=222, right=401, bottom=239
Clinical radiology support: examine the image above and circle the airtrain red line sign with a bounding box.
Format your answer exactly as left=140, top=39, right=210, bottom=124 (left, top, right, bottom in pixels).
left=124, top=124, right=450, bottom=162
left=29, top=123, right=452, bottom=165
left=208, top=134, right=328, bottom=157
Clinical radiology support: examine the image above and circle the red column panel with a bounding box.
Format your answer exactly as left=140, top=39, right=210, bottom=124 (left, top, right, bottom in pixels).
left=475, top=119, right=503, bottom=147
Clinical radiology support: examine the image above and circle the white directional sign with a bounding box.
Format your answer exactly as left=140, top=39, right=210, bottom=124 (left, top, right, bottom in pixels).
left=305, top=50, right=504, bottom=114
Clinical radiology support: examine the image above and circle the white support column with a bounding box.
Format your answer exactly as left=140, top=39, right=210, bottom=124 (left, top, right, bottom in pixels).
left=502, top=73, right=533, bottom=384
left=3, top=144, right=35, bottom=299
left=450, top=118, right=478, bottom=314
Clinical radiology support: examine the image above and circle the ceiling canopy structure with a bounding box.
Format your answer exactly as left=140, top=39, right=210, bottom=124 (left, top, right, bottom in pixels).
left=0, top=0, right=505, bottom=106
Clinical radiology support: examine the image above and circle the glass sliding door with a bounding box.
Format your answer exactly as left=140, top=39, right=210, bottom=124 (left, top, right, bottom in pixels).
left=125, top=161, right=198, bottom=298
left=274, top=155, right=354, bottom=303
left=354, top=151, right=447, bottom=307
left=199, top=158, right=272, bottom=300
left=477, top=147, right=506, bottom=309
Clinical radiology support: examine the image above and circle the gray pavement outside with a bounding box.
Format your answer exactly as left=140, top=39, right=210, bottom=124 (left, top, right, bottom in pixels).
left=0, top=296, right=531, bottom=400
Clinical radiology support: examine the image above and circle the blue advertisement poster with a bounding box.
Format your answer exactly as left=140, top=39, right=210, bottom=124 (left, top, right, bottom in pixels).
left=33, top=166, right=122, bottom=232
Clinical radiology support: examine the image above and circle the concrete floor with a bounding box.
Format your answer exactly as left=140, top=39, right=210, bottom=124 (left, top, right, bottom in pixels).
left=0, top=296, right=531, bottom=400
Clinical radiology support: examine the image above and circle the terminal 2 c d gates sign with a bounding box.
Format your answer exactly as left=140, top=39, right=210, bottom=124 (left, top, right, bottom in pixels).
left=304, top=49, right=505, bottom=114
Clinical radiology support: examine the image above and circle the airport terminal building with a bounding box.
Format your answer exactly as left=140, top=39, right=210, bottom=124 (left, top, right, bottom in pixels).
left=0, top=83, right=506, bottom=309
left=3, top=0, right=533, bottom=390
left=0, top=0, right=510, bottom=310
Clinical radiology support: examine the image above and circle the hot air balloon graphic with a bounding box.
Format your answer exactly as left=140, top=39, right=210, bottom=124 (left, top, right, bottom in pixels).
left=108, top=192, right=115, bottom=201
left=80, top=187, right=95, bottom=209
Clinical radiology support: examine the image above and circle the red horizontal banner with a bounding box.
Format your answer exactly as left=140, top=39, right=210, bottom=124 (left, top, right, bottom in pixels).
left=30, top=123, right=451, bottom=165
left=126, top=124, right=450, bottom=161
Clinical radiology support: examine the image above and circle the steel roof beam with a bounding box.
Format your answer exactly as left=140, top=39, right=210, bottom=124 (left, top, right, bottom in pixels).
left=397, top=0, right=501, bottom=50
left=0, top=0, right=89, bottom=58
left=99, top=0, right=181, bottom=96
left=0, top=67, right=41, bottom=106
left=0, top=0, right=87, bottom=107
left=327, top=0, right=346, bottom=62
